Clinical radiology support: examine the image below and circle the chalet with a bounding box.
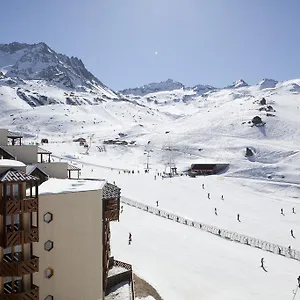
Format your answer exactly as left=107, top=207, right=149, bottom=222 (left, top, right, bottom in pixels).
left=189, top=164, right=217, bottom=176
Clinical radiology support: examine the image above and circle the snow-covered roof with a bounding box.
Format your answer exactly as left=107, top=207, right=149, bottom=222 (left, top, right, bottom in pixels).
left=0, top=159, right=25, bottom=167
left=7, top=130, right=23, bottom=138
left=39, top=178, right=106, bottom=195
left=37, top=147, right=52, bottom=154
left=67, top=164, right=81, bottom=171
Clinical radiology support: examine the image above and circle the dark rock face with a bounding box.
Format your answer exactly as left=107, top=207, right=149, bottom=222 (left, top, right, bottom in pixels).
left=260, top=98, right=267, bottom=105
left=245, top=147, right=254, bottom=157
left=252, top=116, right=264, bottom=126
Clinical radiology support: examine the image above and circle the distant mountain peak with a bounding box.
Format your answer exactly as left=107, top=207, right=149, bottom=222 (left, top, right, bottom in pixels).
left=227, top=79, right=249, bottom=89
left=258, top=78, right=278, bottom=89
left=0, top=41, right=112, bottom=93
left=119, top=79, right=185, bottom=96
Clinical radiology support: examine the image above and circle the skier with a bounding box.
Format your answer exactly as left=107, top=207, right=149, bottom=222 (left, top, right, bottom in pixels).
left=261, top=257, right=264, bottom=268
left=293, top=207, right=296, bottom=214
left=221, top=195, right=224, bottom=200
left=278, top=247, right=281, bottom=255
left=154, top=175, right=156, bottom=180
left=156, top=200, right=159, bottom=207
left=214, top=208, right=218, bottom=216
left=281, top=208, right=284, bottom=215
left=288, top=245, right=292, bottom=254
left=202, top=184, right=205, bottom=189
left=120, top=205, right=123, bottom=213
left=128, top=232, right=132, bottom=245
left=237, top=214, right=241, bottom=222
left=207, top=193, right=210, bottom=199
left=291, top=229, right=295, bottom=238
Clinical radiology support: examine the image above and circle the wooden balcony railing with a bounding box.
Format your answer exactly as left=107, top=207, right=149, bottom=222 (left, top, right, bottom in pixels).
left=104, top=199, right=119, bottom=221
left=0, top=284, right=39, bottom=300
left=0, top=227, right=39, bottom=248
left=0, top=198, right=38, bottom=215
left=0, top=256, right=39, bottom=277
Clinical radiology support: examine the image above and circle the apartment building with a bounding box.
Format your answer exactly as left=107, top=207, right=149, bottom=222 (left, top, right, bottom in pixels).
left=0, top=159, right=40, bottom=299
left=33, top=178, right=120, bottom=300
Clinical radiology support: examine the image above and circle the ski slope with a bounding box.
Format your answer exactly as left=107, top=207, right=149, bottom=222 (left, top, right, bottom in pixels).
left=2, top=77, right=300, bottom=299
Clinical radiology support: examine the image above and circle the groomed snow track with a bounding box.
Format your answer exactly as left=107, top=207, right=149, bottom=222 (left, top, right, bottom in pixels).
left=121, top=197, right=300, bottom=261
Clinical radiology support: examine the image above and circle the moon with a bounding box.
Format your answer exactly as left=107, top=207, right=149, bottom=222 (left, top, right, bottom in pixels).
left=155, top=51, right=158, bottom=55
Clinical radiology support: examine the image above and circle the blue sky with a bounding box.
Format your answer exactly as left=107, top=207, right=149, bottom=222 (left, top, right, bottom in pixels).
left=1, top=0, right=300, bottom=90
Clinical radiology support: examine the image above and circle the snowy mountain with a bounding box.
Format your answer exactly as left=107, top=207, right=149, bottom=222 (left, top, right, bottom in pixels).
left=258, top=78, right=278, bottom=89
left=2, top=52, right=300, bottom=298
left=119, top=79, right=185, bottom=96
left=225, top=79, right=249, bottom=89
left=0, top=42, right=118, bottom=104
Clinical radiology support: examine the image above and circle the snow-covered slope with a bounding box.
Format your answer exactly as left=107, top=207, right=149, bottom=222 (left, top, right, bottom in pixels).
left=1, top=53, right=300, bottom=298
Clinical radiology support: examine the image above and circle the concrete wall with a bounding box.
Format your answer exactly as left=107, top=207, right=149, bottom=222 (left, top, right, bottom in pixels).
left=2, top=145, right=38, bottom=164
left=0, top=129, right=8, bottom=146
left=0, top=165, right=26, bottom=174
left=35, top=162, right=68, bottom=179
left=34, top=189, right=104, bottom=300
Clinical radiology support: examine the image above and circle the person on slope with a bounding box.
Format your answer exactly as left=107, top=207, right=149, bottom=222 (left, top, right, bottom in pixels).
left=128, top=232, right=132, bottom=245
left=261, top=258, right=264, bottom=268
left=156, top=200, right=159, bottom=207
left=291, top=229, right=296, bottom=238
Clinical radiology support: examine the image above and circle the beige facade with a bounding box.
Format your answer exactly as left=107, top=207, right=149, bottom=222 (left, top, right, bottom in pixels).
left=0, top=129, right=8, bottom=145
left=36, top=162, right=69, bottom=179
left=2, top=145, right=39, bottom=164
left=34, top=188, right=104, bottom=300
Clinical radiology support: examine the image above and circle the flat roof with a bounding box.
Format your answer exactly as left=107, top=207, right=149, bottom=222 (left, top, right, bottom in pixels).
left=39, top=178, right=106, bottom=195
left=0, top=159, right=25, bottom=167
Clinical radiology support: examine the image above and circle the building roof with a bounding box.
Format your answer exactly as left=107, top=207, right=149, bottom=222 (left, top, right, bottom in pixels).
left=26, top=165, right=49, bottom=178
left=39, top=178, right=106, bottom=195
left=0, top=159, right=25, bottom=167
left=0, top=147, right=16, bottom=159
left=103, top=182, right=121, bottom=200
left=0, top=169, right=39, bottom=183
left=7, top=130, right=23, bottom=138
left=67, top=164, right=81, bottom=171
left=37, top=147, right=52, bottom=154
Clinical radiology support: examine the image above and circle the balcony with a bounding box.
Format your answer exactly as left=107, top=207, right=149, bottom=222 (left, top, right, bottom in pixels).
left=0, top=284, right=39, bottom=300
left=0, top=198, right=38, bottom=215
left=104, top=199, right=119, bottom=222
left=0, top=255, right=39, bottom=277
left=0, top=227, right=39, bottom=248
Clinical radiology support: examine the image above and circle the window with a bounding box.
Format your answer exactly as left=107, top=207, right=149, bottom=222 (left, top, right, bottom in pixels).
left=44, top=268, right=54, bottom=279
left=45, top=296, right=53, bottom=300
left=43, top=212, right=53, bottom=223
left=44, top=240, right=54, bottom=251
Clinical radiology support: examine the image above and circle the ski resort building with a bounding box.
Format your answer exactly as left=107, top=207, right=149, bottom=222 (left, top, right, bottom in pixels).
left=0, top=128, right=81, bottom=179
left=0, top=128, right=134, bottom=299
